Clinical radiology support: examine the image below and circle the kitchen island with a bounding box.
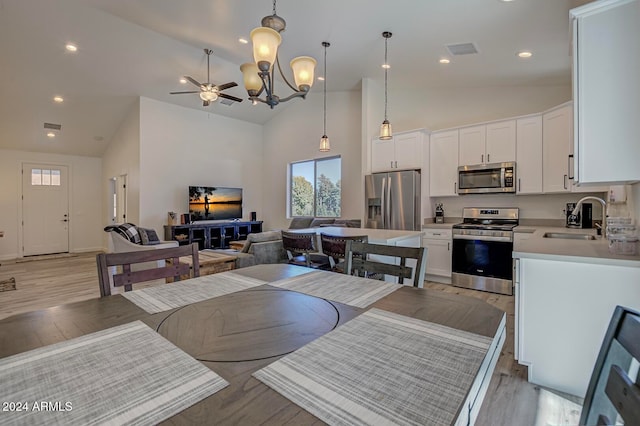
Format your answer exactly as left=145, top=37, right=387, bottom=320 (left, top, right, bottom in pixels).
left=512, top=226, right=640, bottom=397
left=290, top=226, right=424, bottom=286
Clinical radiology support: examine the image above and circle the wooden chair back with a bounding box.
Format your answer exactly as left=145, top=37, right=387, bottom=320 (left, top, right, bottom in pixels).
left=320, top=233, right=368, bottom=270
left=281, top=231, right=330, bottom=269
left=580, top=305, right=640, bottom=426
left=96, top=243, right=200, bottom=297
left=344, top=240, right=427, bottom=287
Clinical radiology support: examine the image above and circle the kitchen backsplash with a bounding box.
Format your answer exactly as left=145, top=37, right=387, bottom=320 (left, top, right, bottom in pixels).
left=431, top=192, right=608, bottom=220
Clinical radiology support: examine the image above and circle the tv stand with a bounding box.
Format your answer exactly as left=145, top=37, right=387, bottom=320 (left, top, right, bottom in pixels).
left=164, top=221, right=263, bottom=250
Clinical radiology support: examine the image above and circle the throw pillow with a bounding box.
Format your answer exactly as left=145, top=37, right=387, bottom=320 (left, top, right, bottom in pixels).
left=288, top=217, right=314, bottom=229
left=138, top=227, right=160, bottom=245
left=334, top=219, right=362, bottom=228
left=112, top=223, right=141, bottom=244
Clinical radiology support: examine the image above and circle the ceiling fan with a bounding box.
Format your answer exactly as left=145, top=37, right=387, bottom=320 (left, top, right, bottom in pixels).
left=170, top=49, right=243, bottom=106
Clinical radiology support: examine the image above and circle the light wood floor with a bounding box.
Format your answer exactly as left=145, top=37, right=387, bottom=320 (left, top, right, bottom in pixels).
left=0, top=253, right=582, bottom=425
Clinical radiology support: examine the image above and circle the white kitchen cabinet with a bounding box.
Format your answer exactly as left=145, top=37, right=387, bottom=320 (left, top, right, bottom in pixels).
left=422, top=227, right=452, bottom=282
left=459, top=121, right=516, bottom=166
left=571, top=0, right=640, bottom=184
left=458, top=125, right=486, bottom=166
left=516, top=115, right=543, bottom=194
left=486, top=120, right=516, bottom=164
left=515, top=255, right=640, bottom=397
left=429, top=130, right=459, bottom=197
left=371, top=130, right=424, bottom=172
left=542, top=102, right=609, bottom=194
left=542, top=103, right=572, bottom=193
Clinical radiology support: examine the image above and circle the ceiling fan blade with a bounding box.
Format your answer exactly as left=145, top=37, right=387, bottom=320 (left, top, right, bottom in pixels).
left=185, top=76, right=203, bottom=88
left=169, top=91, right=200, bottom=95
left=219, top=93, right=243, bottom=103
left=202, top=100, right=210, bottom=107
left=216, top=82, right=238, bottom=91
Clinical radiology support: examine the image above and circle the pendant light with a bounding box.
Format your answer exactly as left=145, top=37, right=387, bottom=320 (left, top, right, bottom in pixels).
left=379, top=31, right=393, bottom=140
left=319, top=42, right=330, bottom=152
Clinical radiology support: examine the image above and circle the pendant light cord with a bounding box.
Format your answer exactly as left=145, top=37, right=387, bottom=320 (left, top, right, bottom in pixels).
left=384, top=35, right=389, bottom=121
left=272, top=0, right=277, bottom=15
left=323, top=43, right=327, bottom=135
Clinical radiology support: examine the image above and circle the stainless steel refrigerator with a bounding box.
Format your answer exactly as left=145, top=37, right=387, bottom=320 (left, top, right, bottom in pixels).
left=365, top=170, right=421, bottom=230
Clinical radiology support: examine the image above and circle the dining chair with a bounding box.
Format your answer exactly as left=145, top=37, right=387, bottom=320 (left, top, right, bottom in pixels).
left=281, top=231, right=331, bottom=270
left=96, top=243, right=200, bottom=297
left=579, top=305, right=640, bottom=426
left=320, top=233, right=368, bottom=272
left=344, top=240, right=427, bottom=287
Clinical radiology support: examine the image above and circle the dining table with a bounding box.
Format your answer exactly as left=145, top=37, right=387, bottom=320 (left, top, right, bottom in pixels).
left=0, top=264, right=505, bottom=426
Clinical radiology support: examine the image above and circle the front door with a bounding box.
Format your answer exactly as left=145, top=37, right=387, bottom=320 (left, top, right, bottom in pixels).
left=22, top=163, right=69, bottom=256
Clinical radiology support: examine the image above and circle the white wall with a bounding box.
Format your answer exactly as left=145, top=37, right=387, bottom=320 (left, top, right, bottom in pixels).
left=138, top=97, right=263, bottom=234
left=0, top=149, right=102, bottom=260
left=262, top=90, right=362, bottom=231
left=102, top=99, right=141, bottom=232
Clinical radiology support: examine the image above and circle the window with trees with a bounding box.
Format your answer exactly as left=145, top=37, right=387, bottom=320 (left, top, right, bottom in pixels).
left=290, top=156, right=341, bottom=217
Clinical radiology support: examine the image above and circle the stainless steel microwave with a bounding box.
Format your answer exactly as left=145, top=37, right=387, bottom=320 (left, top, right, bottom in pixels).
left=457, top=162, right=516, bottom=194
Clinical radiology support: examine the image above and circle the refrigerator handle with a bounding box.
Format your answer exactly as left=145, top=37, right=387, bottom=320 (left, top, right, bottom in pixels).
left=386, top=176, right=392, bottom=227
left=381, top=177, right=386, bottom=228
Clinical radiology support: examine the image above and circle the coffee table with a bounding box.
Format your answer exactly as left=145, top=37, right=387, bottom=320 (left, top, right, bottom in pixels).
left=168, top=250, right=237, bottom=282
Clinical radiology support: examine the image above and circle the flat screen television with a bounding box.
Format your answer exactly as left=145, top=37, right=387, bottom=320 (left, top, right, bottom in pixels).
left=188, top=186, right=243, bottom=221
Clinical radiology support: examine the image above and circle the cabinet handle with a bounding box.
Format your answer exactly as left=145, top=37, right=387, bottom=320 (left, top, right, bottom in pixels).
left=454, top=182, right=457, bottom=194
left=447, top=242, right=450, bottom=251
left=563, top=174, right=568, bottom=190
left=433, top=232, right=441, bottom=236
left=395, top=161, right=398, bottom=168
left=487, top=154, right=490, bottom=162
left=518, top=178, right=521, bottom=192
left=481, top=154, right=484, bottom=163
left=391, top=161, right=394, bottom=169
left=568, top=154, right=574, bottom=180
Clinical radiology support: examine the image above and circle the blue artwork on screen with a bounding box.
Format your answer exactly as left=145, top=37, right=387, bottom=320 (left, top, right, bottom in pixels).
left=189, top=186, right=242, bottom=221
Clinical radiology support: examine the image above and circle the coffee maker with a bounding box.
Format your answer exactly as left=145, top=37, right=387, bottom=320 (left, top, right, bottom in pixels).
left=566, top=202, right=593, bottom=228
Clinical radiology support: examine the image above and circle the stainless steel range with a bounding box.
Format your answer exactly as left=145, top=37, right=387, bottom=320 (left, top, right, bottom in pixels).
left=452, top=207, right=519, bottom=295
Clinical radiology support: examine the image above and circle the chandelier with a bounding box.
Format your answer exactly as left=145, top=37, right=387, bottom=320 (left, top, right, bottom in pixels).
left=240, top=0, right=317, bottom=108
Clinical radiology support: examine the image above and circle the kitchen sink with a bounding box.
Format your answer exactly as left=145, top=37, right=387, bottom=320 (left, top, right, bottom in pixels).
left=543, top=232, right=596, bottom=240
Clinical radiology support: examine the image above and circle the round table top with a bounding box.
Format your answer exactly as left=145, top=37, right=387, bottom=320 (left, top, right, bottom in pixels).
left=157, top=288, right=340, bottom=362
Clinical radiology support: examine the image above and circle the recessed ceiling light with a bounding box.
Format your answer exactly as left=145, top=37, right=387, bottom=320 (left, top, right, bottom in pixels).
left=179, top=77, right=187, bottom=84
left=65, top=43, right=78, bottom=52
left=317, top=76, right=325, bottom=81
left=517, top=51, right=533, bottom=58
left=46, top=132, right=56, bottom=138
left=499, top=0, right=515, bottom=2
left=382, top=63, right=390, bottom=69
left=238, top=38, right=248, bottom=44
left=439, top=58, right=451, bottom=64
left=53, top=96, right=64, bottom=103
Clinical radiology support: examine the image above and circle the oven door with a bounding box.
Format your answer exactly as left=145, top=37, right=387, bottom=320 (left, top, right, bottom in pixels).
left=451, top=235, right=514, bottom=294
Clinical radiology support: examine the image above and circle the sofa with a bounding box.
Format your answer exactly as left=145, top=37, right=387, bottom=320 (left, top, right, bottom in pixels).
left=103, top=223, right=179, bottom=292
left=288, top=217, right=361, bottom=229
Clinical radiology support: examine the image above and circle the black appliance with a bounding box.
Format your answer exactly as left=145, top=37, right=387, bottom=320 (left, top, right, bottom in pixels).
left=452, top=207, right=519, bottom=295
left=566, top=202, right=593, bottom=228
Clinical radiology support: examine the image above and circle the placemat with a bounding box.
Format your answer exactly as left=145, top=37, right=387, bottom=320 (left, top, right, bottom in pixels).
left=0, top=321, right=227, bottom=425
left=253, top=308, right=493, bottom=426
left=122, top=271, right=267, bottom=314
left=267, top=270, right=400, bottom=308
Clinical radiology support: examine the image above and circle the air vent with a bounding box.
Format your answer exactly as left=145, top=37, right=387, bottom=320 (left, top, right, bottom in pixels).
left=446, top=43, right=479, bottom=56
left=44, top=122, right=62, bottom=130
left=219, top=98, right=234, bottom=106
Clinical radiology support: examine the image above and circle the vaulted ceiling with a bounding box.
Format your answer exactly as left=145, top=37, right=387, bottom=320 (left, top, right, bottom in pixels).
left=0, top=0, right=587, bottom=157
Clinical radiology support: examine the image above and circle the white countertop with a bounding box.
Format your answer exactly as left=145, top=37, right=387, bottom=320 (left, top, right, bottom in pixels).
left=290, top=226, right=423, bottom=245
left=513, top=225, right=640, bottom=267
left=422, top=223, right=455, bottom=230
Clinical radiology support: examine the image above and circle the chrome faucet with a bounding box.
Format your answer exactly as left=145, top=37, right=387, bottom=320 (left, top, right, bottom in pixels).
left=570, top=196, right=607, bottom=237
